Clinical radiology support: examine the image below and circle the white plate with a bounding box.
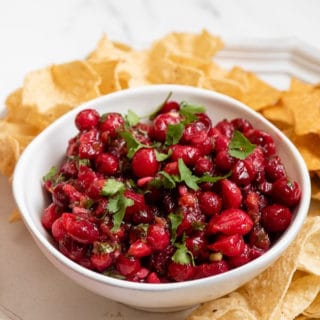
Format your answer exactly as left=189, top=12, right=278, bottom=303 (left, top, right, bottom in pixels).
left=1, top=38, right=319, bottom=320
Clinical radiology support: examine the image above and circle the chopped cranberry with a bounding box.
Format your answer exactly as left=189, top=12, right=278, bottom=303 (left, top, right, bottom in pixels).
left=231, top=160, right=256, bottom=186
left=51, top=217, right=66, bottom=241
left=193, top=260, right=229, bottom=279
left=220, top=179, right=243, bottom=209
left=182, top=121, right=208, bottom=145
left=215, top=150, right=236, bottom=172
left=59, top=237, right=87, bottom=262
left=208, top=127, right=229, bottom=152
left=249, top=224, right=271, bottom=250
left=116, top=254, right=141, bottom=277
left=167, top=262, right=195, bottom=282
left=231, top=118, right=253, bottom=133
left=90, top=252, right=113, bottom=272
left=207, top=208, right=253, bottom=236
left=163, top=161, right=179, bottom=175
left=208, top=234, right=246, bottom=257
left=78, top=129, right=103, bottom=159
left=61, top=213, right=100, bottom=244
left=147, top=221, right=170, bottom=251
left=128, top=240, right=152, bottom=258
left=215, top=119, right=234, bottom=139
left=75, top=109, right=100, bottom=131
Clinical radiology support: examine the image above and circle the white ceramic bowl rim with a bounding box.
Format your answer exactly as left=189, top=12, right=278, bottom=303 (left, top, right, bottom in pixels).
left=13, top=84, right=311, bottom=293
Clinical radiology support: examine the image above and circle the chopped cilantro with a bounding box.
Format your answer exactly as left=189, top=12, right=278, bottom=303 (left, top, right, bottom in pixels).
left=154, top=149, right=172, bottom=162
left=172, top=235, right=195, bottom=266
left=101, top=179, right=125, bottom=196
left=165, top=123, right=185, bottom=146
left=148, top=92, right=173, bottom=120
left=42, top=166, right=58, bottom=182
left=179, top=102, right=205, bottom=124
left=228, top=130, right=256, bottom=160
left=125, top=109, right=140, bottom=127
left=178, top=159, right=199, bottom=191
left=168, top=211, right=183, bottom=244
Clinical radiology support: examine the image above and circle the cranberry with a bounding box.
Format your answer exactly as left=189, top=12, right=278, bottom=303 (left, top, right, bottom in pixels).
left=160, top=100, right=180, bottom=113
left=59, top=236, right=87, bottom=262
left=90, top=252, right=113, bottom=272
left=245, top=129, right=276, bottom=157
left=271, top=177, right=301, bottom=207
left=131, top=148, right=159, bottom=178
left=220, top=179, right=243, bottom=209
left=51, top=217, right=66, bottom=241
left=228, top=244, right=251, bottom=268
left=41, top=203, right=61, bottom=230
left=208, top=234, right=246, bottom=257
left=215, top=150, right=236, bottom=172
left=231, top=118, right=253, bottom=133
left=167, top=262, right=195, bottom=282
left=265, top=155, right=286, bottom=181
left=261, top=204, right=292, bottom=233
left=78, top=129, right=103, bottom=159
left=170, top=144, right=201, bottom=166
left=194, top=261, right=229, bottom=279
left=128, top=240, right=152, bottom=258
left=249, top=224, right=271, bottom=250
left=231, top=160, right=256, bottom=186
left=147, top=222, right=170, bottom=251
left=148, top=245, right=175, bottom=276
left=99, top=112, right=125, bottom=138
left=147, top=272, right=161, bottom=283
left=163, top=161, right=179, bottom=175
left=124, top=190, right=146, bottom=216
left=194, top=157, right=214, bottom=175
left=75, top=109, right=100, bottom=131
left=153, top=111, right=181, bottom=142
left=208, top=127, right=229, bottom=152
left=215, top=119, right=234, bottom=139
left=198, top=191, right=222, bottom=216
left=116, top=254, right=141, bottom=277
left=60, top=159, right=78, bottom=178
left=196, top=113, right=212, bottom=130
left=95, top=153, right=119, bottom=176
left=185, top=233, right=208, bottom=260
left=61, top=213, right=100, bottom=244
left=207, top=208, right=253, bottom=235
left=182, top=121, right=208, bottom=145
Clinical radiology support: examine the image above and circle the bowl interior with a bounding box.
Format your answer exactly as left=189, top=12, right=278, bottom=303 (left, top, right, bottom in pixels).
left=13, top=84, right=310, bottom=297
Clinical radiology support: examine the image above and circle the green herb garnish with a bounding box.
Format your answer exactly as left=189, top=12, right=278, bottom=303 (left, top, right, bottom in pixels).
left=228, top=130, right=256, bottom=160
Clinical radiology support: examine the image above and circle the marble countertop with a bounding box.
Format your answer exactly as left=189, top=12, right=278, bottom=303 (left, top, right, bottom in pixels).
left=1, top=1, right=320, bottom=319
left=1, top=0, right=320, bottom=104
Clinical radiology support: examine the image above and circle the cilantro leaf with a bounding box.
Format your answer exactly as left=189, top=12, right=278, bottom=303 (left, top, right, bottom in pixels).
left=168, top=211, right=183, bottom=244
left=42, top=166, right=58, bottom=182
left=228, top=130, right=256, bottom=160
left=172, top=236, right=195, bottom=266
left=148, top=92, right=173, bottom=120
left=101, top=179, right=125, bottom=196
left=179, top=102, right=205, bottom=124
left=125, top=109, right=140, bottom=127
left=157, top=171, right=178, bottom=189
left=178, top=159, right=199, bottom=191
left=155, top=149, right=172, bottom=162
left=165, top=123, right=185, bottom=146
left=196, top=172, right=231, bottom=184
left=108, top=193, right=134, bottom=232
left=120, top=130, right=146, bottom=159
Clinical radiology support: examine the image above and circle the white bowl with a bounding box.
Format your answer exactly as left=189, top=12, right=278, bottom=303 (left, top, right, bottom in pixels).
left=13, top=85, right=310, bottom=312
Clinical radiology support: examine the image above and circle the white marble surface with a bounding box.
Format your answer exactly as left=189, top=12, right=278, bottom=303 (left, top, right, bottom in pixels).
left=1, top=1, right=320, bottom=319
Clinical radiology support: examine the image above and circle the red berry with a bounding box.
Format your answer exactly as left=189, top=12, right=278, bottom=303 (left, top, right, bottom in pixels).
left=90, top=252, right=113, bottom=272
left=75, top=109, right=100, bottom=131
left=99, top=112, right=124, bottom=138
left=170, top=144, right=201, bottom=166
left=194, top=157, right=214, bottom=175
left=160, top=100, right=180, bottom=113
left=182, top=121, right=208, bottom=145
left=41, top=203, right=61, bottom=230
left=51, top=217, right=66, bottom=241
left=61, top=213, right=100, bottom=244
left=261, top=204, right=292, bottom=233
left=207, top=208, right=253, bottom=235
left=128, top=240, right=152, bottom=258
left=78, top=129, right=103, bottom=159
left=265, top=155, right=286, bottom=181
left=208, top=234, right=246, bottom=257
left=116, top=254, right=141, bottom=277
left=194, top=261, right=229, bottom=279
left=147, top=223, right=170, bottom=251
left=95, top=153, right=119, bottom=176
left=220, top=179, right=243, bottom=209
left=153, top=112, right=181, bottom=142
left=58, top=236, right=87, bottom=262
left=215, top=150, right=236, bottom=172
left=271, top=177, right=301, bottom=207
left=167, top=262, right=195, bottom=282
left=245, top=129, right=276, bottom=157
left=131, top=148, right=159, bottom=178
left=198, top=191, right=222, bottom=216
left=215, top=119, right=234, bottom=139
left=231, top=160, right=256, bottom=186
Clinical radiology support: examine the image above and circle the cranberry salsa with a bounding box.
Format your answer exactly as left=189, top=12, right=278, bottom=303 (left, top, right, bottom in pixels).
left=41, top=95, right=302, bottom=283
